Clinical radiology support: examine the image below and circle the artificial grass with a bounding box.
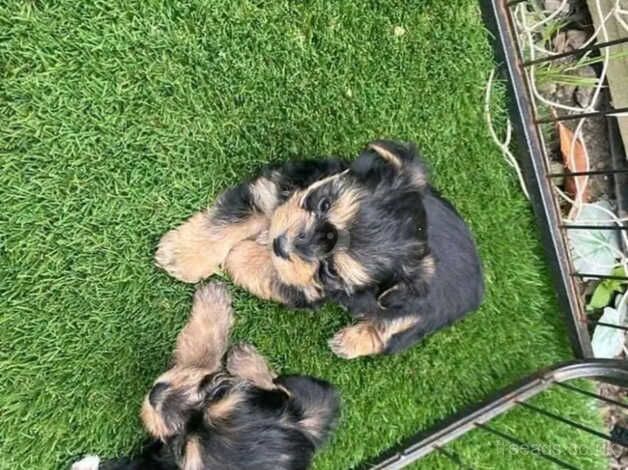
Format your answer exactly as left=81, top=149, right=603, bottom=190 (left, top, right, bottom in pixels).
left=0, top=1, right=604, bottom=469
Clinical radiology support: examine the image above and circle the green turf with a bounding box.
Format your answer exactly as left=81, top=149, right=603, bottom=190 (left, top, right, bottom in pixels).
left=0, top=1, right=604, bottom=469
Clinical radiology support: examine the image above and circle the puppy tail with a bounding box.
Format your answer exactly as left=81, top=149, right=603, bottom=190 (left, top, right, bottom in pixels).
left=276, top=375, right=341, bottom=447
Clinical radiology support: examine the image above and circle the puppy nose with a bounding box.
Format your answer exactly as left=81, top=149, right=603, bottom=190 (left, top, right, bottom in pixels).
left=273, top=235, right=289, bottom=259
left=148, top=382, right=169, bottom=407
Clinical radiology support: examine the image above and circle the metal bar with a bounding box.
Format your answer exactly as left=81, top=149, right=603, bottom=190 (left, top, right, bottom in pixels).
left=433, top=446, right=475, bottom=469
left=554, top=382, right=628, bottom=409
left=608, top=107, right=628, bottom=252
left=571, top=273, right=628, bottom=281
left=506, top=0, right=529, bottom=6
left=587, top=320, right=628, bottom=332
left=475, top=423, right=580, bottom=470
left=523, top=37, right=628, bottom=66
left=515, top=401, right=618, bottom=444
left=536, top=107, right=628, bottom=124
left=560, top=224, right=628, bottom=230
left=361, top=360, right=628, bottom=469
left=547, top=168, right=628, bottom=177
left=479, top=0, right=593, bottom=356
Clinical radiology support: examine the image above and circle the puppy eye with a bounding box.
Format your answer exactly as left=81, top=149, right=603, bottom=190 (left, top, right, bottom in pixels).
left=318, top=198, right=331, bottom=213
left=297, top=231, right=306, bottom=240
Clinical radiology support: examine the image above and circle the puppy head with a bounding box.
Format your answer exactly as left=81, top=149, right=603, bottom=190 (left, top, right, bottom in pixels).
left=141, top=282, right=234, bottom=439
left=268, top=170, right=364, bottom=288
left=143, top=373, right=339, bottom=470
left=139, top=283, right=340, bottom=470
left=269, top=140, right=431, bottom=299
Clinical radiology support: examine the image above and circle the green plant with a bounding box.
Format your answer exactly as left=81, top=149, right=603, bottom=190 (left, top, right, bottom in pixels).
left=587, top=266, right=628, bottom=310
left=535, top=51, right=628, bottom=87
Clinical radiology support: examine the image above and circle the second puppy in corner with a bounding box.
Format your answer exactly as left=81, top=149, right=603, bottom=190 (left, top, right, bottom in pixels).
left=72, top=282, right=340, bottom=470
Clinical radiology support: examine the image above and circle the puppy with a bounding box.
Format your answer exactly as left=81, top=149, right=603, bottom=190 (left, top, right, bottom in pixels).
left=72, top=283, right=340, bottom=470
left=156, top=141, right=484, bottom=359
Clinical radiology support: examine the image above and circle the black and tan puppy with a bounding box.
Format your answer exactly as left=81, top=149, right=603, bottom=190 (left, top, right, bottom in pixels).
left=72, top=283, right=340, bottom=470
left=156, top=141, right=484, bottom=359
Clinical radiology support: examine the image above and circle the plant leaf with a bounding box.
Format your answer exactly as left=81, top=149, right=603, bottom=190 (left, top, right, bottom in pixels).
left=591, top=305, right=626, bottom=358
left=557, top=122, right=589, bottom=205
left=567, top=201, right=621, bottom=277
left=588, top=283, right=613, bottom=310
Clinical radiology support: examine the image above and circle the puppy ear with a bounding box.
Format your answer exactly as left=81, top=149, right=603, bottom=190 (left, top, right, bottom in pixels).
left=226, top=343, right=277, bottom=390
left=353, top=140, right=427, bottom=188
left=275, top=375, right=340, bottom=447
left=174, top=282, right=234, bottom=370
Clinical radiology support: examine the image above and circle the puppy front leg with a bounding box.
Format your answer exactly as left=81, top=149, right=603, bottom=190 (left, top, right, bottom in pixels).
left=156, top=177, right=278, bottom=283
left=328, top=316, right=421, bottom=359
left=224, top=239, right=324, bottom=308
left=223, top=239, right=285, bottom=303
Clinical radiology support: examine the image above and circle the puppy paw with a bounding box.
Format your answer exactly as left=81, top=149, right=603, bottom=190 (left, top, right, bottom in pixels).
left=227, top=343, right=276, bottom=389
left=328, top=323, right=383, bottom=359
left=71, top=455, right=100, bottom=470
left=155, top=212, right=222, bottom=283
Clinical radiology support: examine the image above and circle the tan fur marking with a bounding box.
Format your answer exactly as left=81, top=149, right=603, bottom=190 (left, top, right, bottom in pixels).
left=224, top=240, right=285, bottom=302
left=226, top=343, right=276, bottom=390
left=328, top=322, right=383, bottom=359
left=332, top=252, right=371, bottom=287
left=368, top=143, right=402, bottom=168
left=156, top=210, right=268, bottom=283
left=298, top=170, right=349, bottom=205
left=300, top=412, right=326, bottom=442
left=421, top=254, right=436, bottom=277
left=377, top=316, right=422, bottom=343
left=250, top=177, right=279, bottom=215
left=183, top=436, right=204, bottom=470
left=301, top=285, right=324, bottom=303
left=329, top=316, right=420, bottom=359
left=369, top=143, right=427, bottom=187
left=141, top=396, right=171, bottom=439
left=142, top=367, right=213, bottom=438
left=269, top=194, right=313, bottom=241
left=206, top=390, right=245, bottom=421
left=410, top=169, right=427, bottom=188
left=268, top=195, right=320, bottom=287
left=327, top=187, right=363, bottom=230
left=273, top=254, right=319, bottom=288
left=174, top=283, right=234, bottom=370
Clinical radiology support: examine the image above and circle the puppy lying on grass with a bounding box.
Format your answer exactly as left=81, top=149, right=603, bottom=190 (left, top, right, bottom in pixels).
left=72, top=283, right=340, bottom=470
left=156, top=141, right=484, bottom=359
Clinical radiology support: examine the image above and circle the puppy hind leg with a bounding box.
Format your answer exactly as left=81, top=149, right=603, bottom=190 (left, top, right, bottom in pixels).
left=156, top=179, right=277, bottom=283
left=328, top=316, right=421, bottom=359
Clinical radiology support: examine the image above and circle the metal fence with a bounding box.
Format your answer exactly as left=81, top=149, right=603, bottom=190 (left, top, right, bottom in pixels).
left=360, top=1, right=628, bottom=468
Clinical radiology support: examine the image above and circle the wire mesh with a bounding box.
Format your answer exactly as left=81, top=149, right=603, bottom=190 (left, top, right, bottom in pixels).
left=505, top=0, right=628, bottom=358
left=356, top=1, right=628, bottom=468
left=362, top=360, right=627, bottom=469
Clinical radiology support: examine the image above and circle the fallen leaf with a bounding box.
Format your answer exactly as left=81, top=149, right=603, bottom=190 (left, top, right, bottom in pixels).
left=557, top=121, right=589, bottom=204
left=393, top=26, right=406, bottom=37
